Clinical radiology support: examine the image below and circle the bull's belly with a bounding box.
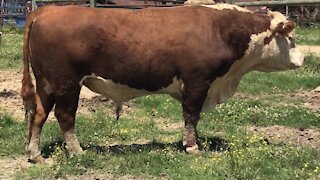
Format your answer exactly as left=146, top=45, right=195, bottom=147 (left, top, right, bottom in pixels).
left=80, top=74, right=240, bottom=112
left=81, top=75, right=184, bottom=102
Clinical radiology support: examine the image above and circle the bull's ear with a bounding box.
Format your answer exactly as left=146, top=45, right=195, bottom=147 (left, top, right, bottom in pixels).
left=273, top=21, right=295, bottom=36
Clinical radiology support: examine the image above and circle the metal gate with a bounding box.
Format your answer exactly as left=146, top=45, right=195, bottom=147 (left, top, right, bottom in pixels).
left=0, top=0, right=29, bottom=34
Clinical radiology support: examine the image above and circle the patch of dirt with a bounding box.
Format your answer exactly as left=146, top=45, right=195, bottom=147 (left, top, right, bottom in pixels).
left=157, top=121, right=183, bottom=132
left=0, top=156, right=33, bottom=180
left=0, top=156, right=161, bottom=180
left=66, top=166, right=163, bottom=180
left=294, top=87, right=320, bottom=111
left=0, top=70, right=25, bottom=121
left=248, top=125, right=320, bottom=148
left=298, top=45, right=320, bottom=55
left=236, top=86, right=320, bottom=111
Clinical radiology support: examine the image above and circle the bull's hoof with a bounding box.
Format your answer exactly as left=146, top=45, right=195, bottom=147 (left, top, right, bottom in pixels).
left=28, top=155, right=46, bottom=164
left=66, top=143, right=85, bottom=156
left=186, top=145, right=200, bottom=154
left=68, top=148, right=85, bottom=157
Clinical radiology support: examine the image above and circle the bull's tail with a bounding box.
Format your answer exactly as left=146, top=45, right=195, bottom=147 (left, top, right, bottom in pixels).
left=21, top=11, right=37, bottom=146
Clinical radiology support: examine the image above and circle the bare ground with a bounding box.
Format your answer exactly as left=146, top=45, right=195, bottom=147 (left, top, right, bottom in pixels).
left=247, top=125, right=320, bottom=148
left=0, top=156, right=34, bottom=180
left=0, top=156, right=159, bottom=180
left=0, top=45, right=319, bottom=179
left=298, top=45, right=320, bottom=55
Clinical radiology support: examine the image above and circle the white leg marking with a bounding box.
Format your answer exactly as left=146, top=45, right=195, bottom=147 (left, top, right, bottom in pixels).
left=64, top=131, right=84, bottom=155
left=28, top=133, right=41, bottom=159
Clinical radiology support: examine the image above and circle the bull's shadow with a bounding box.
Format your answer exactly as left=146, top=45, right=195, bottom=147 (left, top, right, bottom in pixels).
left=41, top=136, right=229, bottom=157
left=87, top=136, right=229, bottom=155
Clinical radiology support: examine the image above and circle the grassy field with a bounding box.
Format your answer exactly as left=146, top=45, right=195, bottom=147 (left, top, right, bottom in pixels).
left=0, top=27, right=23, bottom=69
left=0, top=26, right=319, bottom=179
left=296, top=27, right=320, bottom=45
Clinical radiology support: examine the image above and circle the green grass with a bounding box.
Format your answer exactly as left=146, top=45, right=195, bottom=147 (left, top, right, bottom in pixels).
left=2, top=81, right=320, bottom=179
left=0, top=113, right=25, bottom=158
left=12, top=109, right=320, bottom=179
left=238, top=55, right=320, bottom=94
left=202, top=99, right=320, bottom=129
left=0, top=26, right=23, bottom=69
left=296, top=27, right=320, bottom=45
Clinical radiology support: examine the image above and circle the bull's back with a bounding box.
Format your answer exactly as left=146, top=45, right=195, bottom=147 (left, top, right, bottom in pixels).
left=29, top=6, right=216, bottom=91
left=30, top=5, right=213, bottom=62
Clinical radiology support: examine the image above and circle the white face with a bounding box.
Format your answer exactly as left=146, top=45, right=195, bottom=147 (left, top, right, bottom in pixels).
left=256, top=34, right=304, bottom=72
left=254, top=12, right=304, bottom=72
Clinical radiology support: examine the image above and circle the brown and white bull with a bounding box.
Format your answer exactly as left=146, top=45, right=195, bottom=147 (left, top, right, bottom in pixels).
left=21, top=4, right=304, bottom=163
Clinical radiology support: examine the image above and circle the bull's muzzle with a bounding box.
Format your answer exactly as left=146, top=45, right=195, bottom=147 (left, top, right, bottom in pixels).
left=289, top=48, right=304, bottom=69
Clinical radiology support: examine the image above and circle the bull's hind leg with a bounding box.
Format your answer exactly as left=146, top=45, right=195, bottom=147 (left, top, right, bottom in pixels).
left=27, top=79, right=55, bottom=163
left=54, top=87, right=83, bottom=155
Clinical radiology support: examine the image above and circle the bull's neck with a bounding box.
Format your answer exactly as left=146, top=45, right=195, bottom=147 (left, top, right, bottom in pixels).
left=203, top=43, right=263, bottom=112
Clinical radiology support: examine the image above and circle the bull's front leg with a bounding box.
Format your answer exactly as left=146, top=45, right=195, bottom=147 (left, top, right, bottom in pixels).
left=181, top=80, right=209, bottom=154
left=182, top=110, right=200, bottom=154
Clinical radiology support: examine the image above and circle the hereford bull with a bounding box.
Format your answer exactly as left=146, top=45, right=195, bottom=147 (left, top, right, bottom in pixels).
left=21, top=4, right=304, bottom=163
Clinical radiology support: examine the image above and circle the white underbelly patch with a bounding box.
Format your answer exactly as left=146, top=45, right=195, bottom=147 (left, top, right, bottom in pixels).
left=80, top=74, right=184, bottom=102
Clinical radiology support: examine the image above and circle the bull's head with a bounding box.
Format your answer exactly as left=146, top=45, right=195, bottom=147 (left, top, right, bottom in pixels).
left=253, top=11, right=304, bottom=72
